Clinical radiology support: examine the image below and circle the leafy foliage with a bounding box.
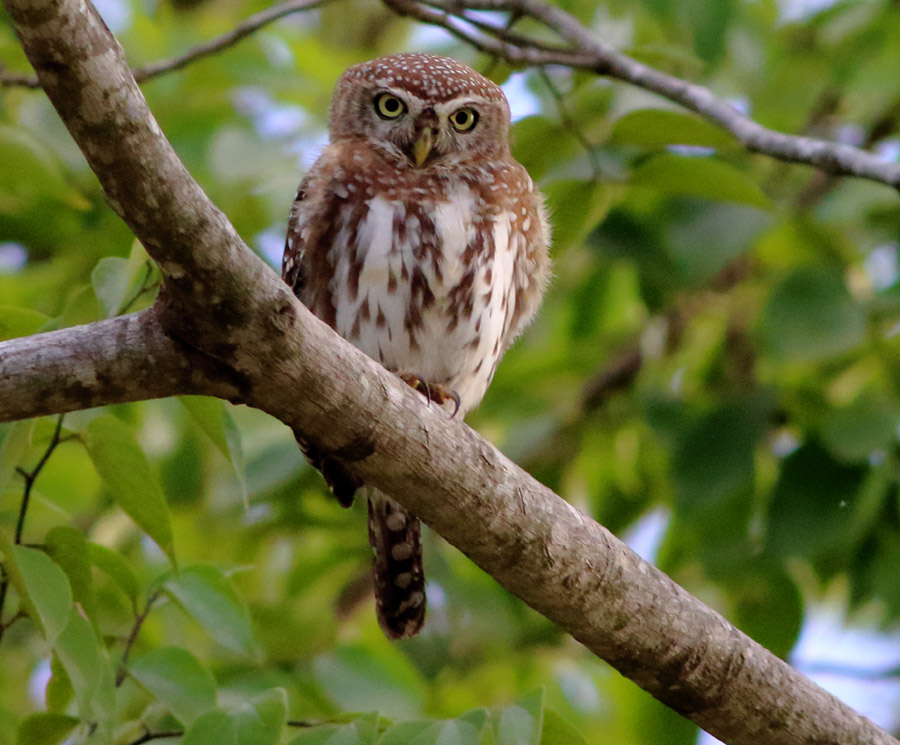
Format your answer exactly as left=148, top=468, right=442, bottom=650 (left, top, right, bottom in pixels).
left=2, top=0, right=900, bottom=743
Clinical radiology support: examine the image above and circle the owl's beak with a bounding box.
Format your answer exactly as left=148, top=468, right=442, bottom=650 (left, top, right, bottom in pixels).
left=412, top=127, right=434, bottom=166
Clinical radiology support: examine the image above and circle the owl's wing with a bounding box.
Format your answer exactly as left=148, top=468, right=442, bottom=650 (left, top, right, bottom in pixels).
left=499, top=194, right=552, bottom=356
left=282, top=151, right=360, bottom=507
left=282, top=150, right=345, bottom=324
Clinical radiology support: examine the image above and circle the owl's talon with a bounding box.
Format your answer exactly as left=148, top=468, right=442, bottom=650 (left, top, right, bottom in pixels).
left=398, top=372, right=430, bottom=404
left=447, top=390, right=461, bottom=418
left=398, top=373, right=460, bottom=415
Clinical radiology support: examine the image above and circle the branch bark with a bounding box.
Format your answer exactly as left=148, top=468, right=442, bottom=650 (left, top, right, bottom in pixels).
left=1, top=0, right=896, bottom=743
left=0, top=311, right=239, bottom=421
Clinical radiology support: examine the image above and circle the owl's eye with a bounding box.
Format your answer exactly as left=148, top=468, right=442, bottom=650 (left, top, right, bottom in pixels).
left=449, top=108, right=478, bottom=132
left=375, top=93, right=406, bottom=119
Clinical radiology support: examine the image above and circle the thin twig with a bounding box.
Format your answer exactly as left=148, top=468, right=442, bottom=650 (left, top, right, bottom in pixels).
left=0, top=414, right=66, bottom=638
left=0, top=0, right=333, bottom=88
left=385, top=0, right=900, bottom=190
left=134, top=0, right=332, bottom=83
left=119, top=261, right=161, bottom=316
left=127, top=729, right=183, bottom=745
left=14, top=415, right=65, bottom=544
left=535, top=66, right=602, bottom=179
left=116, top=588, right=163, bottom=686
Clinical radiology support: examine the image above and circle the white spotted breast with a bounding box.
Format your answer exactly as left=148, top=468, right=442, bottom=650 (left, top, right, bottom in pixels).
left=330, top=183, right=519, bottom=415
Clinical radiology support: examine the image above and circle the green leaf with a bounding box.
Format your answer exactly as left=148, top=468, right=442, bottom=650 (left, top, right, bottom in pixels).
left=821, top=393, right=899, bottom=462
left=542, top=180, right=613, bottom=251
left=672, top=398, right=771, bottom=515
left=82, top=415, right=174, bottom=562
left=4, top=544, right=73, bottom=644
left=494, top=690, right=543, bottom=745
left=667, top=203, right=771, bottom=285
left=608, top=109, right=736, bottom=148
left=164, top=564, right=258, bottom=657
left=87, top=542, right=140, bottom=602
left=0, top=419, right=34, bottom=498
left=539, top=709, right=588, bottom=745
left=287, top=713, right=377, bottom=745
left=766, top=441, right=864, bottom=564
left=90, top=241, right=151, bottom=318
left=378, top=720, right=483, bottom=745
left=631, top=153, right=770, bottom=209
left=53, top=610, right=116, bottom=722
left=726, top=564, right=803, bottom=660
left=313, top=644, right=424, bottom=718
left=182, top=688, right=287, bottom=745
left=759, top=266, right=866, bottom=363
left=15, top=713, right=79, bottom=745
left=45, top=655, right=73, bottom=714
left=0, top=306, right=50, bottom=341
left=44, top=526, right=96, bottom=625
left=129, top=646, right=217, bottom=725
left=0, top=124, right=89, bottom=214
left=691, top=0, right=734, bottom=63
left=511, top=116, right=580, bottom=181
left=179, top=396, right=247, bottom=503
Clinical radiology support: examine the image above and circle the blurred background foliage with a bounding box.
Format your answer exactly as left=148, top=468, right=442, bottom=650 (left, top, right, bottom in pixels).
left=2, top=0, right=900, bottom=742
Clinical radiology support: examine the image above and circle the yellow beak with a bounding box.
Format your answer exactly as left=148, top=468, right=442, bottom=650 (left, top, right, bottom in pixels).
left=412, top=127, right=434, bottom=166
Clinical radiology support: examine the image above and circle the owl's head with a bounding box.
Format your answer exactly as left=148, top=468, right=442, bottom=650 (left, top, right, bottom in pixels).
left=330, top=53, right=511, bottom=167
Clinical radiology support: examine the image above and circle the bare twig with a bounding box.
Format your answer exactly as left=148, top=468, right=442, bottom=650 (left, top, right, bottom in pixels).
left=133, top=0, right=331, bottom=83
left=0, top=415, right=66, bottom=639
left=385, top=0, right=900, bottom=190
left=127, top=729, right=183, bottom=744
left=0, top=0, right=332, bottom=88
left=116, top=589, right=163, bottom=686
left=535, top=66, right=602, bottom=179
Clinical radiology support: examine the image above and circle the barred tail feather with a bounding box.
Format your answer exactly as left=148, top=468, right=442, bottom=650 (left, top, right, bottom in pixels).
left=366, top=489, right=426, bottom=638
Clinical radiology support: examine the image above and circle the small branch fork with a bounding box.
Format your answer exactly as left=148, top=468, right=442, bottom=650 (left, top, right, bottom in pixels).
left=383, top=0, right=900, bottom=191
left=2, top=0, right=897, bottom=191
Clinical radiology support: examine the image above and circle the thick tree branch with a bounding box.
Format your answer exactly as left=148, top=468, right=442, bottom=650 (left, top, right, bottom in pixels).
left=385, top=0, right=900, bottom=190
left=1, top=0, right=896, bottom=743
left=0, top=311, right=239, bottom=421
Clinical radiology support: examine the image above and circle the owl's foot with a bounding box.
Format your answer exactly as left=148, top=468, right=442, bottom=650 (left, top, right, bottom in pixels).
left=398, top=373, right=461, bottom=417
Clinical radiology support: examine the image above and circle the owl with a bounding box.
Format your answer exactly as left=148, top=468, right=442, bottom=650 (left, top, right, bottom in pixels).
left=283, top=53, right=550, bottom=638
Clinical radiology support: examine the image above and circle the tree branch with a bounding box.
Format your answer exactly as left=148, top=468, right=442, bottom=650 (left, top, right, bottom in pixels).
left=1, top=0, right=896, bottom=742
left=0, top=0, right=333, bottom=88
left=0, top=310, right=240, bottom=421
left=384, top=0, right=900, bottom=190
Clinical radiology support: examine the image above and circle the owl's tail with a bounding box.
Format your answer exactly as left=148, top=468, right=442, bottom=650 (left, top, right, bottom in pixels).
left=366, top=489, right=426, bottom=638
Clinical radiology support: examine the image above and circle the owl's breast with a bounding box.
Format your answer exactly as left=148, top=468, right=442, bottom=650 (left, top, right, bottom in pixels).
left=328, top=183, right=519, bottom=412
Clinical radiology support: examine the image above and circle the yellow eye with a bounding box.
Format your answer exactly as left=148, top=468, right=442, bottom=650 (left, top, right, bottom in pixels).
left=375, top=93, right=405, bottom=119
left=449, top=107, right=478, bottom=132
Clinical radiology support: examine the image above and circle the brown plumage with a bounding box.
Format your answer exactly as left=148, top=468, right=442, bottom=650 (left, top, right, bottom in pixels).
left=283, top=53, right=550, bottom=638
